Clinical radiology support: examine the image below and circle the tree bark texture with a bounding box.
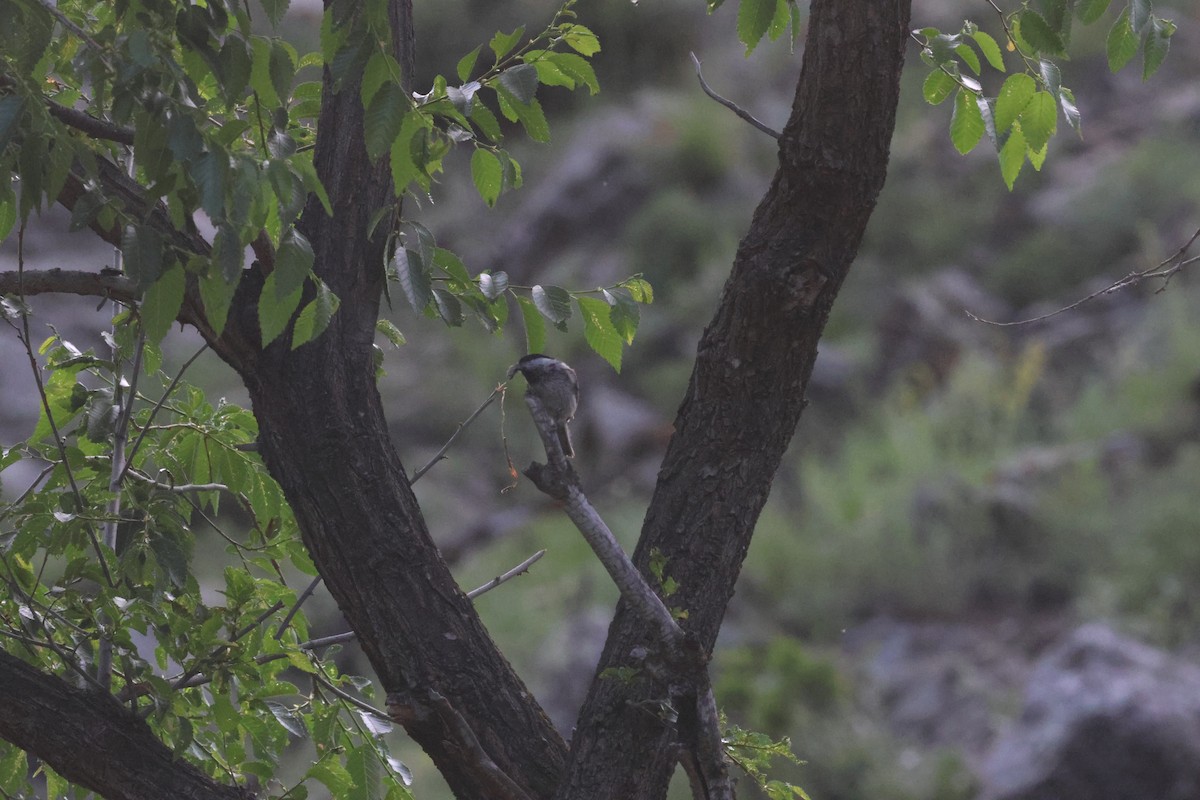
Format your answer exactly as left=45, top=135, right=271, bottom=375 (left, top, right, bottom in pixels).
left=0, top=650, right=250, bottom=800
left=557, top=3, right=913, bottom=797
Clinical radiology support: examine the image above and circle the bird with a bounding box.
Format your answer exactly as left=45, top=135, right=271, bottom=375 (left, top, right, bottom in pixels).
left=507, top=354, right=579, bottom=458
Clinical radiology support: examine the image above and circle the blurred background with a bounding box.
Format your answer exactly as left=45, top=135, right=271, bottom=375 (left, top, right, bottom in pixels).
left=3, top=0, right=1200, bottom=797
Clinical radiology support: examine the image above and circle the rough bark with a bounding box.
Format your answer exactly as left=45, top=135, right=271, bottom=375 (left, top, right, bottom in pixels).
left=0, top=650, right=250, bottom=800
left=557, top=3, right=913, bottom=797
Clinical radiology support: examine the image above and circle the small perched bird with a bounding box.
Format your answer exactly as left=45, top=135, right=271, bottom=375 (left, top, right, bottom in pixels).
left=507, top=354, right=579, bottom=458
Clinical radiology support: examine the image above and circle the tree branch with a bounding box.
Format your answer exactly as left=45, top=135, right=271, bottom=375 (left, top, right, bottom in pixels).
left=0, top=649, right=250, bottom=800
left=0, top=268, right=137, bottom=301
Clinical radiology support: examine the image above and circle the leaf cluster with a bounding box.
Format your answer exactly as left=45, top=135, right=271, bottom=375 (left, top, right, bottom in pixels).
left=915, top=0, right=1175, bottom=189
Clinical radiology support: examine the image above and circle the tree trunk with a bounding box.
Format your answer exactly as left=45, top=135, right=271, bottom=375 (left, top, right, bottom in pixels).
left=557, top=3, right=913, bottom=797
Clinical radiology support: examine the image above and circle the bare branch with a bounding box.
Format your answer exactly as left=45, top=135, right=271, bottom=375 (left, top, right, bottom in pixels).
left=0, top=268, right=137, bottom=302
left=689, top=52, right=781, bottom=140
left=466, top=549, right=546, bottom=599
left=968, top=226, right=1200, bottom=326
left=411, top=386, right=503, bottom=483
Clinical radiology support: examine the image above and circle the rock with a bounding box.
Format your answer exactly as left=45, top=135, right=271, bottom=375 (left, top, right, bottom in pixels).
left=980, top=623, right=1200, bottom=800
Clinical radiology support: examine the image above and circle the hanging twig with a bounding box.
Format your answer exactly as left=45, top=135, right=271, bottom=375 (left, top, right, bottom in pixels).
left=968, top=226, right=1200, bottom=326
left=689, top=52, right=781, bottom=140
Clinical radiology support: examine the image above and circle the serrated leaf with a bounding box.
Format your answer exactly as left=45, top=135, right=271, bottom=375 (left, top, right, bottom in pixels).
left=999, top=125, right=1027, bottom=189
left=1016, top=10, right=1066, bottom=56
left=578, top=296, right=622, bottom=371
left=360, top=51, right=397, bottom=111
left=432, top=247, right=471, bottom=284
left=922, top=70, right=956, bottom=105
left=471, top=149, right=503, bottom=207
left=977, top=96, right=998, bottom=148
left=1077, top=0, right=1112, bottom=24
left=954, top=43, right=981, bottom=75
left=193, top=148, right=229, bottom=220
left=308, top=760, right=355, bottom=796
left=262, top=0, right=290, bottom=27
left=478, top=270, right=508, bottom=300
left=490, top=27, right=525, bottom=63
left=365, top=83, right=407, bottom=162
left=258, top=270, right=304, bottom=346
left=457, top=45, right=481, bottom=82
left=499, top=63, right=539, bottom=104
left=122, top=224, right=165, bottom=290
left=546, top=51, right=599, bottom=95
left=275, top=228, right=314, bottom=298
left=270, top=39, right=297, bottom=105
left=376, top=318, right=406, bottom=347
left=389, top=112, right=427, bottom=195
left=561, top=24, right=601, bottom=56
left=141, top=263, right=185, bottom=344
left=1018, top=91, right=1057, bottom=152
left=291, top=281, right=340, bottom=349
left=503, top=92, right=549, bottom=143
left=1142, top=17, right=1174, bottom=81
left=737, top=0, right=775, bottom=54
left=470, top=102, right=503, bottom=142
left=970, top=29, right=1006, bottom=71
left=1106, top=8, right=1138, bottom=72
left=949, top=89, right=984, bottom=154
left=1130, top=0, right=1151, bottom=33
left=394, top=248, right=431, bottom=312
left=994, top=72, right=1036, bottom=134
left=531, top=285, right=572, bottom=330
left=1039, top=59, right=1062, bottom=95
left=250, top=36, right=281, bottom=107
left=200, top=263, right=236, bottom=336
left=212, top=222, right=244, bottom=284
left=431, top=287, right=464, bottom=326
left=448, top=81, right=481, bottom=116
left=622, top=277, right=654, bottom=303
left=516, top=295, right=545, bottom=354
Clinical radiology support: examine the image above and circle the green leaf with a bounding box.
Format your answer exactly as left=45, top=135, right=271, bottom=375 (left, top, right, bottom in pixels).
left=376, top=318, right=406, bottom=347
left=578, top=296, right=622, bottom=371
left=431, top=288, right=464, bottom=326
left=1106, top=8, right=1138, bottom=72
left=212, top=222, right=244, bottom=283
left=999, top=125, right=1026, bottom=190
left=1018, top=91, right=1057, bottom=152
left=258, top=270, right=304, bottom=347
left=949, top=89, right=984, bottom=154
left=360, top=51, right=399, bottom=112
left=0, top=94, right=26, bottom=155
left=499, top=63, right=539, bottom=104
left=545, top=52, right=600, bottom=95
left=122, top=224, right=165, bottom=290
left=1077, top=0, right=1112, bottom=24
left=471, top=149, right=503, bottom=207
left=365, top=83, right=407, bottom=162
left=922, top=70, right=957, bottom=105
left=389, top=112, right=427, bottom=195
left=470, top=102, right=503, bottom=142
left=561, top=24, right=601, bottom=56
left=516, top=295, right=546, bottom=354
left=193, top=148, right=229, bottom=221
left=141, top=263, right=185, bottom=344
left=954, top=43, right=981, bottom=75
left=291, top=281, right=340, bottom=349
left=308, top=759, right=355, bottom=796
left=622, top=277, right=654, bottom=304
left=432, top=247, right=471, bottom=284
left=261, top=0, right=290, bottom=27
left=605, top=287, right=640, bottom=343
left=275, top=228, right=314, bottom=298
left=490, top=27, right=525, bottom=63
left=970, top=29, right=1006, bottom=71
left=1130, top=0, right=1151, bottom=33
left=1142, top=17, right=1175, bottom=80
left=1016, top=10, right=1066, bottom=56
left=199, top=262, right=236, bottom=336
left=994, top=72, right=1036, bottom=134
left=250, top=36, right=281, bottom=107
left=737, top=0, right=775, bottom=54
left=270, top=39, right=297, bottom=104
left=394, top=248, right=431, bottom=312
left=457, top=45, right=482, bottom=82
left=503, top=92, right=550, bottom=143
left=531, top=284, right=571, bottom=329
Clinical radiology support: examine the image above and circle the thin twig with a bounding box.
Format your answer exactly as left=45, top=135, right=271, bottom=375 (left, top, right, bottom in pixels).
left=13, top=225, right=114, bottom=588
left=967, top=226, right=1200, bottom=326
left=170, top=602, right=285, bottom=691
left=689, top=52, right=781, bottom=140
left=117, top=343, right=210, bottom=486
left=274, top=574, right=323, bottom=639
left=411, top=386, right=503, bottom=483
left=466, top=549, right=545, bottom=599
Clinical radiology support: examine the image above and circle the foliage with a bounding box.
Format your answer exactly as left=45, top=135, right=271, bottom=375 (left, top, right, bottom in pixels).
left=722, top=719, right=811, bottom=800
left=914, top=0, right=1175, bottom=188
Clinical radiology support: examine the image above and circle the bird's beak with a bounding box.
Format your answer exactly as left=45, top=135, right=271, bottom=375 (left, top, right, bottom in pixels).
left=506, top=363, right=520, bottom=380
